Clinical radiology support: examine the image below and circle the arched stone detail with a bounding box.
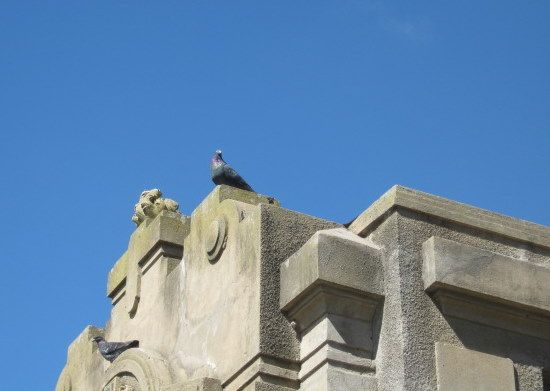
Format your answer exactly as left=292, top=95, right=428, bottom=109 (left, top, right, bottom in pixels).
left=205, top=216, right=228, bottom=263
left=103, top=348, right=173, bottom=391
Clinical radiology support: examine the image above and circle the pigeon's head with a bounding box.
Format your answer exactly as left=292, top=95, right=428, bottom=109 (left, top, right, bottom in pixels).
left=212, top=149, right=224, bottom=164
left=91, top=336, right=104, bottom=344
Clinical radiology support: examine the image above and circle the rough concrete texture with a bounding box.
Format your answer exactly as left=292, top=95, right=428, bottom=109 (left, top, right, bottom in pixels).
left=57, top=185, right=550, bottom=391
left=258, top=205, right=340, bottom=361
left=435, top=342, right=515, bottom=390
left=365, top=204, right=550, bottom=391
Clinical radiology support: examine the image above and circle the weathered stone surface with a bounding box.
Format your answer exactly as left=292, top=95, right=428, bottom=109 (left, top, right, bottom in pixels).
left=351, top=188, right=550, bottom=390
left=55, top=326, right=104, bottom=391
left=107, top=209, right=190, bottom=321
left=257, top=204, right=341, bottom=361
left=107, top=210, right=190, bottom=300
left=56, top=184, right=550, bottom=391
left=423, top=236, right=550, bottom=313
left=349, top=185, right=550, bottom=249
left=280, top=228, right=384, bottom=312
left=301, top=362, right=377, bottom=391
left=165, top=377, right=222, bottom=391
left=280, top=228, right=383, bottom=390
left=435, top=343, right=515, bottom=391
left=103, top=348, right=174, bottom=391
left=423, top=236, right=550, bottom=340
left=208, top=184, right=279, bottom=207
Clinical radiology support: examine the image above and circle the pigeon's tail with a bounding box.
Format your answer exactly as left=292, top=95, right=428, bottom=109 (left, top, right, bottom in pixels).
left=129, top=340, right=139, bottom=348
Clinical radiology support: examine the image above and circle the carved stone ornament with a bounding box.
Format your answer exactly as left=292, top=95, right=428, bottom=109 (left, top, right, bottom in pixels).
left=205, top=217, right=227, bottom=262
left=103, top=348, right=173, bottom=391
left=132, top=189, right=180, bottom=226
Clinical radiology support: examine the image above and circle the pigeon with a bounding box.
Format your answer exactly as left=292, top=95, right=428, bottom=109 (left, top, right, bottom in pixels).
left=210, top=150, right=254, bottom=192
left=92, top=336, right=139, bottom=363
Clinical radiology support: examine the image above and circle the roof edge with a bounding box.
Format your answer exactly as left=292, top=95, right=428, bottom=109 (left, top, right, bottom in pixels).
left=348, top=185, right=550, bottom=249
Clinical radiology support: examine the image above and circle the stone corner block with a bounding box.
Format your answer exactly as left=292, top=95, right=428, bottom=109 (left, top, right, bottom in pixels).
left=280, top=227, right=383, bottom=311
left=435, top=342, right=515, bottom=391
left=280, top=227, right=384, bottom=329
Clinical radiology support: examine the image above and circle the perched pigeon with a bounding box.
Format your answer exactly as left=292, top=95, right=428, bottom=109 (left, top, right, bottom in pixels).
left=92, top=336, right=139, bottom=363
left=210, top=150, right=254, bottom=192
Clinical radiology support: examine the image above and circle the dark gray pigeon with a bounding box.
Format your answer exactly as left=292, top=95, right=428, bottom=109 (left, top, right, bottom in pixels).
left=92, top=336, right=139, bottom=362
left=211, top=150, right=254, bottom=192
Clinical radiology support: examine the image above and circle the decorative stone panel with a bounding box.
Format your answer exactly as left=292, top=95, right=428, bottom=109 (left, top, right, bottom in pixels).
left=103, top=348, right=173, bottom=391
left=435, top=343, right=515, bottom=391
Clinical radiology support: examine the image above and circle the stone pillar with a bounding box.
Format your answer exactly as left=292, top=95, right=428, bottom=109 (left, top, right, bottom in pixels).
left=280, top=228, right=384, bottom=391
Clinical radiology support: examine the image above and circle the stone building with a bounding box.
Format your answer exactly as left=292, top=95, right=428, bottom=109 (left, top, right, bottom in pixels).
left=56, top=185, right=550, bottom=391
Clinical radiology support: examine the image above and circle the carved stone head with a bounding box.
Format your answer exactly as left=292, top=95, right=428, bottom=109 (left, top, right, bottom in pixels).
left=131, top=189, right=180, bottom=226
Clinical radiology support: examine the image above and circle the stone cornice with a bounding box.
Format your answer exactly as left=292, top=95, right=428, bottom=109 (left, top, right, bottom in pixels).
left=348, top=185, right=550, bottom=249
left=422, top=236, right=550, bottom=340
left=107, top=210, right=190, bottom=300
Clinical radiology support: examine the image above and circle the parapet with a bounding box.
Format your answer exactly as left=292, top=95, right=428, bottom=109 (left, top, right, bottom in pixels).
left=56, top=185, right=550, bottom=391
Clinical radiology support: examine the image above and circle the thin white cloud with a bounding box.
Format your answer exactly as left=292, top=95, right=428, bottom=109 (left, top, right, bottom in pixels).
left=347, top=0, right=433, bottom=44
left=379, top=15, right=433, bottom=44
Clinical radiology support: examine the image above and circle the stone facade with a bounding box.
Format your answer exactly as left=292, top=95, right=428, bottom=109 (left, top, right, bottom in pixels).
left=56, top=185, right=550, bottom=390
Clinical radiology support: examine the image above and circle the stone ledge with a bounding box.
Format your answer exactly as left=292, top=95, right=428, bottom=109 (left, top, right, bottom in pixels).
left=423, top=236, right=550, bottom=314
left=222, top=355, right=300, bottom=391
left=280, top=228, right=384, bottom=313
left=348, top=185, right=550, bottom=249
left=197, top=185, right=279, bottom=213
left=423, top=236, right=550, bottom=339
left=299, top=342, right=376, bottom=380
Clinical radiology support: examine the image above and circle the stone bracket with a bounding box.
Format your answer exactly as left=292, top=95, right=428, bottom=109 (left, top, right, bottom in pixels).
left=423, top=236, right=550, bottom=340
left=106, top=211, right=190, bottom=317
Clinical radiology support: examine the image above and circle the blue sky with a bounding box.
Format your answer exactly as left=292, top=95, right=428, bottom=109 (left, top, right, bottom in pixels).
left=1, top=2, right=549, bottom=388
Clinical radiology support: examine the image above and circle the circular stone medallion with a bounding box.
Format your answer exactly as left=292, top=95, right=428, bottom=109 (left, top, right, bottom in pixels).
left=205, top=218, right=227, bottom=262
